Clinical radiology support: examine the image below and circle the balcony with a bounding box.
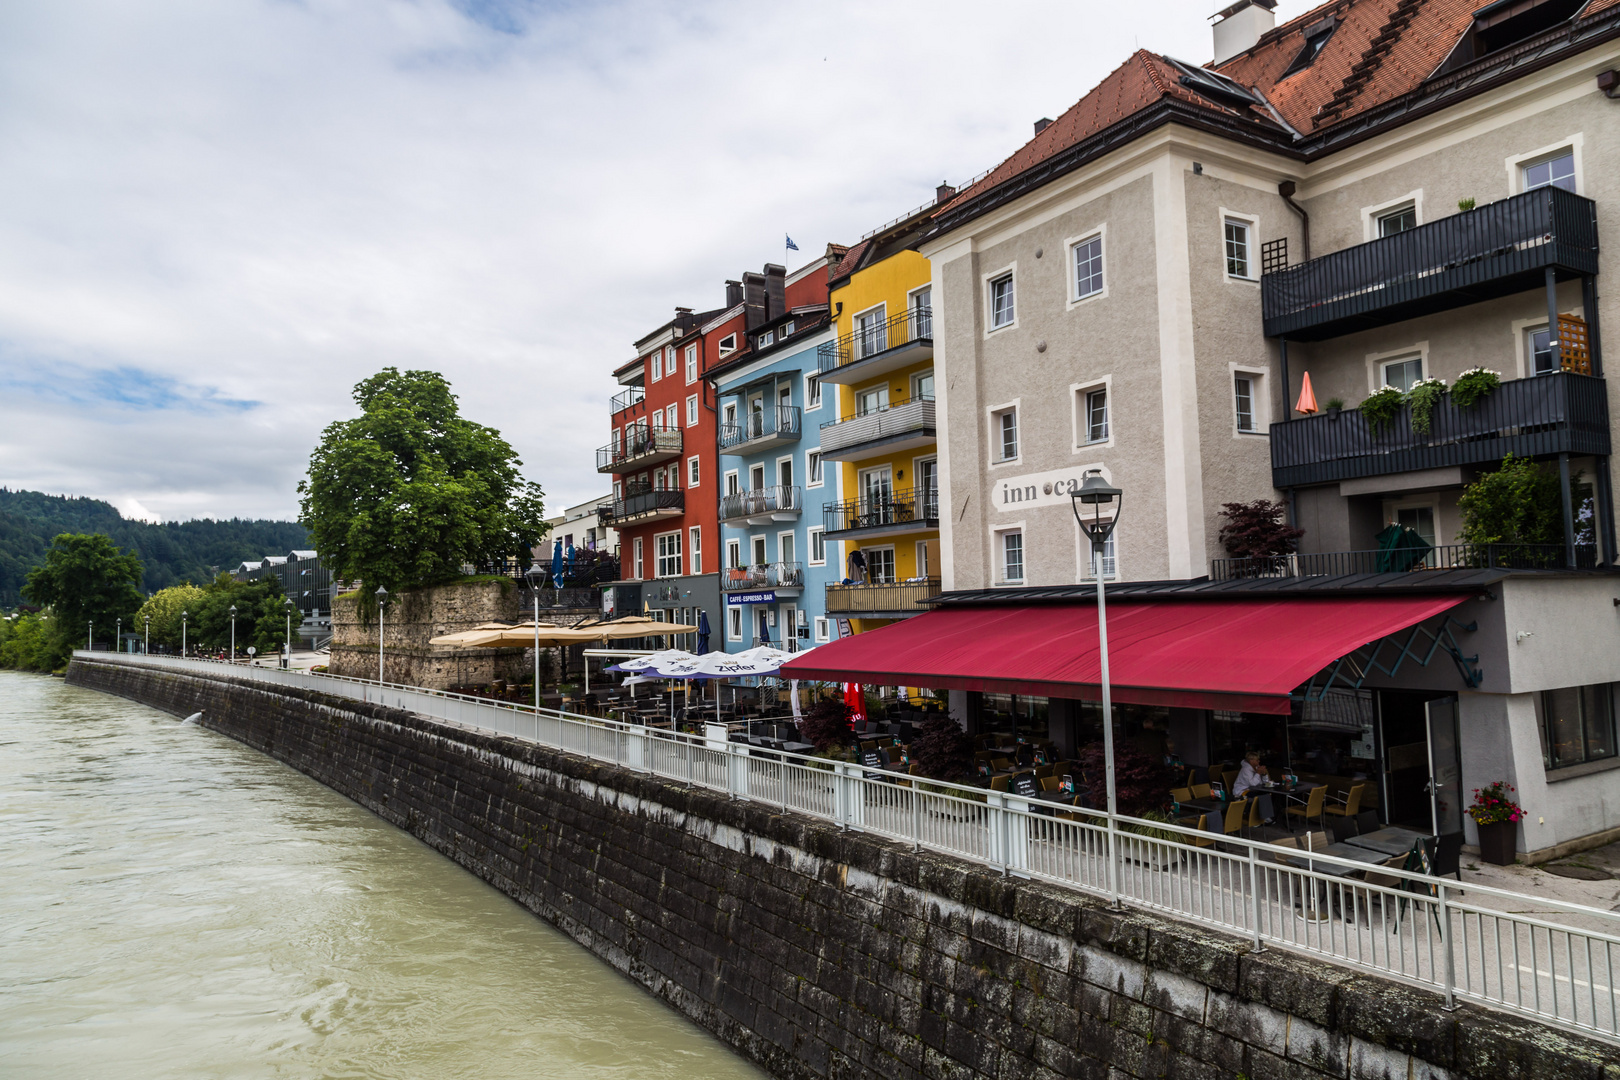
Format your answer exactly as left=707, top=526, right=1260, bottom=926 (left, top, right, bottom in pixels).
left=1270, top=371, right=1610, bottom=489
left=816, top=307, right=932, bottom=385
left=818, top=394, right=935, bottom=462
left=721, top=562, right=804, bottom=595
left=1212, top=543, right=1599, bottom=580
left=823, top=486, right=939, bottom=540
left=596, top=425, right=683, bottom=474
left=825, top=578, right=941, bottom=618
left=719, top=485, right=801, bottom=525
left=610, top=386, right=644, bottom=415
left=1262, top=187, right=1598, bottom=341
left=603, top=486, right=684, bottom=526
left=719, top=406, right=801, bottom=454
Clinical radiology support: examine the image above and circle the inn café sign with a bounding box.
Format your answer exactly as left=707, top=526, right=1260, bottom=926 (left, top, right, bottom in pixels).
left=992, top=466, right=1113, bottom=513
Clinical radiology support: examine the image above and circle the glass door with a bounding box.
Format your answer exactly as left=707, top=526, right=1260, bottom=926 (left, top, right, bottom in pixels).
left=916, top=457, right=938, bottom=518
left=1425, top=697, right=1463, bottom=837
left=860, top=466, right=893, bottom=526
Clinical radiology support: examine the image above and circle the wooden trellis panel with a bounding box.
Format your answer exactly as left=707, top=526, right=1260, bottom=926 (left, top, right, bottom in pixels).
left=1558, top=314, right=1592, bottom=375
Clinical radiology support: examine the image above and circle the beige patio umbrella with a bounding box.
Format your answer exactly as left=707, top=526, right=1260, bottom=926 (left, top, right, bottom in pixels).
left=430, top=615, right=699, bottom=649
left=426, top=622, right=524, bottom=647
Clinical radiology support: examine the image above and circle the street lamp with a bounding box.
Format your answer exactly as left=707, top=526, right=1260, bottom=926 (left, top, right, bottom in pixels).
left=229, top=604, right=238, bottom=663
left=88, top=620, right=93, bottom=651
left=1072, top=469, right=1124, bottom=908
left=375, top=586, right=389, bottom=684
left=284, top=597, right=294, bottom=669
left=181, top=610, right=188, bottom=657
left=524, top=565, right=546, bottom=712
left=144, top=614, right=150, bottom=655
left=117, top=617, right=122, bottom=654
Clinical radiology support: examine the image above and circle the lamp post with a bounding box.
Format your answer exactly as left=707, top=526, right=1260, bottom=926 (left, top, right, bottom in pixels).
left=181, top=610, right=188, bottom=657
left=229, top=604, right=238, bottom=663
left=88, top=620, right=93, bottom=651
left=284, top=597, right=294, bottom=669
left=144, top=614, right=150, bottom=655
left=375, top=586, right=388, bottom=684
left=524, top=565, right=545, bottom=712
left=1072, top=469, right=1123, bottom=908
left=117, top=617, right=122, bottom=654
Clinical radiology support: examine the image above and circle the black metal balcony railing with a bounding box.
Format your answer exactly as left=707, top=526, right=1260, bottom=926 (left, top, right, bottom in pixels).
left=1270, top=371, right=1610, bottom=488
left=718, top=406, right=801, bottom=452
left=818, top=394, right=935, bottom=459
left=721, top=562, right=804, bottom=592
left=1212, top=543, right=1600, bottom=581
left=595, top=424, right=683, bottom=473
left=825, top=578, right=942, bottom=615
left=823, top=485, right=940, bottom=536
left=718, top=485, right=801, bottom=522
left=817, top=307, right=932, bottom=374
left=610, top=386, right=644, bottom=415
left=603, top=487, right=683, bottom=524
left=1262, top=187, right=1599, bottom=340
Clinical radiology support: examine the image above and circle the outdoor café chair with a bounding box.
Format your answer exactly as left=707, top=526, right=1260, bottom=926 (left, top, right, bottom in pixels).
left=1189, top=782, right=1211, bottom=799
left=1287, top=786, right=1327, bottom=833
left=1355, top=810, right=1380, bottom=835
left=1324, top=782, right=1367, bottom=820
left=1222, top=798, right=1249, bottom=839
left=1039, top=776, right=1061, bottom=792
left=1170, top=786, right=1192, bottom=804
left=1326, top=816, right=1360, bottom=844
left=989, top=775, right=1010, bottom=793
left=1432, top=832, right=1465, bottom=881
left=1246, top=797, right=1267, bottom=835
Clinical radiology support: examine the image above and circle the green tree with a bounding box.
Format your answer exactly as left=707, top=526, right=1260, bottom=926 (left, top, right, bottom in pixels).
left=1458, top=455, right=1565, bottom=547
left=0, top=610, right=70, bottom=671
left=22, top=533, right=145, bottom=647
left=134, top=583, right=209, bottom=649
left=298, top=369, right=549, bottom=599
left=190, top=574, right=289, bottom=656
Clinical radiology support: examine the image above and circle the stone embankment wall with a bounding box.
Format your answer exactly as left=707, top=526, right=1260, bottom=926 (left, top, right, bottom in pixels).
left=329, top=578, right=593, bottom=688
left=67, top=657, right=1617, bottom=1080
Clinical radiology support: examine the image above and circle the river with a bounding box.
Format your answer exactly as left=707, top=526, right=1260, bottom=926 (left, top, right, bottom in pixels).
left=0, top=672, right=767, bottom=1079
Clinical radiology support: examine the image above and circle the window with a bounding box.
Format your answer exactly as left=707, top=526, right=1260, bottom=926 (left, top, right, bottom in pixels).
left=725, top=470, right=739, bottom=497
left=989, top=273, right=1015, bottom=329
left=806, top=450, right=823, bottom=488
left=728, top=606, right=742, bottom=641
left=778, top=532, right=794, bottom=565
left=912, top=370, right=934, bottom=401
left=1085, top=389, right=1109, bottom=443
left=1540, top=683, right=1617, bottom=769
left=866, top=547, right=895, bottom=583
left=1394, top=505, right=1437, bottom=547
left=855, top=306, right=886, bottom=359
left=649, top=352, right=661, bottom=382
left=633, top=537, right=643, bottom=580
left=1224, top=218, right=1253, bottom=279
left=910, top=287, right=932, bottom=339
left=995, top=407, right=1018, bottom=462
left=665, top=404, right=678, bottom=430
left=726, top=538, right=741, bottom=569
left=1377, top=204, right=1417, bottom=237
left=718, top=333, right=737, bottom=356
left=777, top=457, right=792, bottom=488
left=686, top=394, right=698, bottom=427
left=751, top=536, right=767, bottom=566
left=814, top=616, right=829, bottom=643
left=1234, top=376, right=1255, bottom=433
left=1081, top=532, right=1117, bottom=580
left=1073, top=234, right=1104, bottom=300
left=689, top=527, right=702, bottom=575
left=808, top=527, right=825, bottom=566
left=999, top=530, right=1024, bottom=584
left=1523, top=150, right=1576, bottom=193
left=805, top=374, right=821, bottom=410
left=665, top=347, right=677, bottom=377
left=781, top=320, right=794, bottom=337
left=1530, top=325, right=1558, bottom=376
left=685, top=344, right=698, bottom=383
left=759, top=330, right=774, bottom=348
left=748, top=463, right=765, bottom=490
left=856, top=385, right=888, bottom=415
left=1381, top=356, right=1424, bottom=392
left=687, top=455, right=700, bottom=487
left=1281, top=16, right=1335, bottom=77
left=655, top=532, right=682, bottom=577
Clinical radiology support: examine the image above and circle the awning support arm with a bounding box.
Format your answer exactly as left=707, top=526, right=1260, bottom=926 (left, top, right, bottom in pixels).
left=1300, top=617, right=1480, bottom=701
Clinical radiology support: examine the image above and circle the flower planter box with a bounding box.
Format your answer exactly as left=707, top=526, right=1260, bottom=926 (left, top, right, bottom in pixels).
left=1477, top=820, right=1517, bottom=865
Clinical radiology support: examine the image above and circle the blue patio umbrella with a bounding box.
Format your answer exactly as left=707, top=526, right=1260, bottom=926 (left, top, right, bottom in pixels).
left=696, top=610, right=711, bottom=654
left=549, top=540, right=565, bottom=588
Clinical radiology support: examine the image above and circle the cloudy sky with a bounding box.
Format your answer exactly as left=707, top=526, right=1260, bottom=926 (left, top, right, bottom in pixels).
left=0, top=0, right=1319, bottom=525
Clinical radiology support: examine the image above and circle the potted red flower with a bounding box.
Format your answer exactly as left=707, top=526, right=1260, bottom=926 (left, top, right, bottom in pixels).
left=1468, top=781, right=1524, bottom=865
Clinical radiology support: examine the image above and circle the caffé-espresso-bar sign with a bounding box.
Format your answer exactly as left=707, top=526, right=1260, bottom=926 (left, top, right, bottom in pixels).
left=991, top=465, right=1112, bottom=513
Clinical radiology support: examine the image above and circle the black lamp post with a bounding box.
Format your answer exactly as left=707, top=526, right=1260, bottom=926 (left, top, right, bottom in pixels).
left=1072, top=469, right=1123, bottom=907
left=375, top=586, right=389, bottom=684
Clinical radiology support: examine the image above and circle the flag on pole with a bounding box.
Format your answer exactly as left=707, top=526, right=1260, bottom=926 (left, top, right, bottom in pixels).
left=785, top=235, right=799, bottom=251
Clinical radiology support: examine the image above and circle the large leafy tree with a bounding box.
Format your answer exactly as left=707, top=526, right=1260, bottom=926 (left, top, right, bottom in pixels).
left=134, top=583, right=209, bottom=649
left=1458, top=454, right=1567, bottom=547
left=22, top=533, right=145, bottom=645
left=190, top=574, right=290, bottom=655
left=299, top=368, right=549, bottom=595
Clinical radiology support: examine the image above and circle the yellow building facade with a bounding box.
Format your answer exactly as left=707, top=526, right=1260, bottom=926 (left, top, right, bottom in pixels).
left=817, top=207, right=940, bottom=640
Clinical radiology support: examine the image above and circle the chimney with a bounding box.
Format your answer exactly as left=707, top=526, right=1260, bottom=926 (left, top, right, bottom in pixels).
left=1033, top=118, right=1053, bottom=136
left=724, top=279, right=743, bottom=309
left=764, top=263, right=786, bottom=325
left=742, top=271, right=767, bottom=329
left=935, top=182, right=957, bottom=204
left=1211, top=0, right=1276, bottom=65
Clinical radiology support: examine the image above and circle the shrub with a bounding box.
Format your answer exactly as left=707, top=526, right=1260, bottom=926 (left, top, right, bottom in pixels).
left=1458, top=454, right=1564, bottom=547
left=911, top=713, right=974, bottom=781
left=1077, top=740, right=1169, bottom=818
left=1359, top=385, right=1405, bottom=436
left=1217, top=500, right=1304, bottom=560
left=1406, top=377, right=1448, bottom=434
left=798, top=694, right=851, bottom=751
left=1450, top=367, right=1501, bottom=410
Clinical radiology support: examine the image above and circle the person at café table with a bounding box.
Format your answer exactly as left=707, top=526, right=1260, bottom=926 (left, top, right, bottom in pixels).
left=1233, top=751, right=1275, bottom=825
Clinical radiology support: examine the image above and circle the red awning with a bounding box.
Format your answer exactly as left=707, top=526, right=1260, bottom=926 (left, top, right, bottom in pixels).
left=781, top=595, right=1469, bottom=714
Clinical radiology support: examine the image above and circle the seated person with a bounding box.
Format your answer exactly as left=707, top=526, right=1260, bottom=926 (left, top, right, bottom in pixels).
left=1232, top=751, right=1276, bottom=824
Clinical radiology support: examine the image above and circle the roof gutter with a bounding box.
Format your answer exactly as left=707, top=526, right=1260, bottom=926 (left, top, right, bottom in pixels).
left=1277, top=180, right=1310, bottom=260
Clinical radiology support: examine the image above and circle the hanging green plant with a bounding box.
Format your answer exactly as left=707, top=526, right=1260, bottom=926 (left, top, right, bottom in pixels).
left=1451, top=366, right=1502, bottom=409
left=1358, top=386, right=1405, bottom=436
left=1406, top=377, right=1448, bottom=435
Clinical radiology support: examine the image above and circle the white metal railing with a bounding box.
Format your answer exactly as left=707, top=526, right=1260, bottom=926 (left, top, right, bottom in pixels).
left=78, top=651, right=1620, bottom=1045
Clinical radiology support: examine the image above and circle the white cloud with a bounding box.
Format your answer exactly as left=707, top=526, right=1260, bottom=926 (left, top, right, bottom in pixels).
left=0, top=0, right=1319, bottom=522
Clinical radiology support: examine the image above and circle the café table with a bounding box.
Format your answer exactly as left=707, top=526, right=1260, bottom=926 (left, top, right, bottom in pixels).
left=1281, top=842, right=1388, bottom=878
left=781, top=741, right=814, bottom=755
left=1343, top=827, right=1428, bottom=858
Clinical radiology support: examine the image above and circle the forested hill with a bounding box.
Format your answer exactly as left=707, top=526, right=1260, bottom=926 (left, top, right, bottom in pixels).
left=0, top=488, right=309, bottom=604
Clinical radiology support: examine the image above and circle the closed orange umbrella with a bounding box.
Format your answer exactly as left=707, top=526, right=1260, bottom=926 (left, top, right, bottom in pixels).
left=1295, top=371, right=1319, bottom=415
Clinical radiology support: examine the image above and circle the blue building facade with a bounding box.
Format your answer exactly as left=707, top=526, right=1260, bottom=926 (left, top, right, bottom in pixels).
left=708, top=312, right=842, bottom=653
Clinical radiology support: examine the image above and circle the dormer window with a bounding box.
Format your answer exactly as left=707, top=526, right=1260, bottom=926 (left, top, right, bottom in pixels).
left=1164, top=56, right=1259, bottom=109
left=781, top=320, right=795, bottom=336
left=1437, top=0, right=1587, bottom=75
left=759, top=330, right=775, bottom=347
left=718, top=333, right=737, bottom=356
left=1280, top=16, right=1335, bottom=78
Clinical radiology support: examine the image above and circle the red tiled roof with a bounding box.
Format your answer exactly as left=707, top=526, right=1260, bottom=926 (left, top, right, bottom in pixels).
left=938, top=0, right=1620, bottom=222
left=828, top=239, right=870, bottom=281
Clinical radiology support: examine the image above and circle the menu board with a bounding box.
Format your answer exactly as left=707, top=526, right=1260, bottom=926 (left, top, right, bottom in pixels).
left=862, top=750, right=884, bottom=770
left=1013, top=774, right=1039, bottom=797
